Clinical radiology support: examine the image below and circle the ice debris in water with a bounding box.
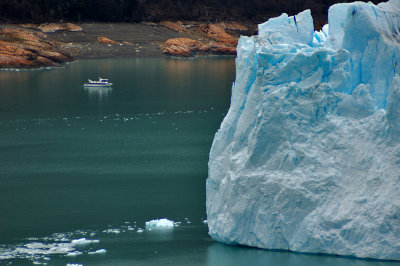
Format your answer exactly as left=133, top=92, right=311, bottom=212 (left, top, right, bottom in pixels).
left=71, top=238, right=99, bottom=246
left=102, top=228, right=121, bottom=234
left=0, top=237, right=100, bottom=261
left=88, top=249, right=107, bottom=255
left=145, top=219, right=176, bottom=230
left=206, top=0, right=400, bottom=261
left=65, top=251, right=83, bottom=257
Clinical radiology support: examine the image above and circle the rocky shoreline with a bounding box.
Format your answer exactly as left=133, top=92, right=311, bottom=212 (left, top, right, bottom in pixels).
left=0, top=21, right=254, bottom=68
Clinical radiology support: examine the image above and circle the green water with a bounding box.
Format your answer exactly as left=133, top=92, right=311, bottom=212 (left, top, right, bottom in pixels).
left=0, top=58, right=398, bottom=266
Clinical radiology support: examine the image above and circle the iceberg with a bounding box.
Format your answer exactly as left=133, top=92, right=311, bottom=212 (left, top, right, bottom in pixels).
left=206, top=0, right=400, bottom=261
left=145, top=219, right=176, bottom=229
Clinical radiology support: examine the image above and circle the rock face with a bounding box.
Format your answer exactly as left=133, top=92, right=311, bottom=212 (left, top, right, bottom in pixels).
left=97, top=36, right=119, bottom=45
left=207, top=0, right=400, bottom=261
left=160, top=21, right=187, bottom=33
left=0, top=28, right=46, bottom=42
left=161, top=38, right=207, bottom=56
left=37, top=23, right=83, bottom=33
left=0, top=28, right=73, bottom=68
left=160, top=22, right=239, bottom=56
left=199, top=24, right=238, bottom=46
left=160, top=37, right=236, bottom=57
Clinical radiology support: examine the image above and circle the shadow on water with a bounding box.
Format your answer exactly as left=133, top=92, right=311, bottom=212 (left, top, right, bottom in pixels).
left=84, top=86, right=113, bottom=99
left=206, top=243, right=400, bottom=266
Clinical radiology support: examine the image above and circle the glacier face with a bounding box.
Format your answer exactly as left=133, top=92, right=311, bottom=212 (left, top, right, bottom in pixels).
left=206, top=0, right=400, bottom=261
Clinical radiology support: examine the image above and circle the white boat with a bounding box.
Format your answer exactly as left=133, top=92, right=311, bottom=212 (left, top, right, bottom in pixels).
left=84, top=78, right=113, bottom=87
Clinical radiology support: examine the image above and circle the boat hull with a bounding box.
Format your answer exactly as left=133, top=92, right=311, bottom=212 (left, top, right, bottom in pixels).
left=84, top=83, right=112, bottom=87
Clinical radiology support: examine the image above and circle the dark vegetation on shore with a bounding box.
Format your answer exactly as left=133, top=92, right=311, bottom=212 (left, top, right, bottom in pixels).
left=0, top=0, right=383, bottom=26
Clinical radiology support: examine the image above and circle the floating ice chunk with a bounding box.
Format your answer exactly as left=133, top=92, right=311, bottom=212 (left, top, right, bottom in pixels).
left=102, top=229, right=120, bottom=234
left=71, top=238, right=99, bottom=246
left=65, top=251, right=83, bottom=257
left=137, top=229, right=144, bottom=233
left=88, top=249, right=107, bottom=255
left=145, top=219, right=175, bottom=230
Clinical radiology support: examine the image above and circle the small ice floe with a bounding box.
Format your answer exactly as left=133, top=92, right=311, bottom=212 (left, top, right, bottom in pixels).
left=145, top=219, right=176, bottom=230
left=88, top=249, right=107, bottom=255
left=71, top=238, right=99, bottom=246
left=66, top=264, right=83, bottom=266
left=102, top=228, right=120, bottom=234
left=137, top=228, right=144, bottom=233
left=65, top=251, right=83, bottom=257
left=185, top=218, right=191, bottom=224
left=202, top=220, right=208, bottom=224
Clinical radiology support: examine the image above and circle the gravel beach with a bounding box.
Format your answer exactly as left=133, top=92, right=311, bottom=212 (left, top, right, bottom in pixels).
left=47, top=22, right=191, bottom=59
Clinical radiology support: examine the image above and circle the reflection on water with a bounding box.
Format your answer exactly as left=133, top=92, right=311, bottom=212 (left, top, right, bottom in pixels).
left=0, top=57, right=235, bottom=120
left=162, top=58, right=236, bottom=96
left=84, top=86, right=112, bottom=99
left=144, top=228, right=174, bottom=242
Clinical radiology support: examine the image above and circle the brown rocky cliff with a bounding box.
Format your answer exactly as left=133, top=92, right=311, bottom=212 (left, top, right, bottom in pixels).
left=160, top=22, right=239, bottom=57
left=0, top=27, right=73, bottom=68
left=199, top=24, right=238, bottom=46
left=161, top=38, right=207, bottom=57
left=161, top=38, right=236, bottom=57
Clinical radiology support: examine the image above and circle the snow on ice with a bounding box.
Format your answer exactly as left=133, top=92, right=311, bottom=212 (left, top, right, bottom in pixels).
left=145, top=219, right=176, bottom=229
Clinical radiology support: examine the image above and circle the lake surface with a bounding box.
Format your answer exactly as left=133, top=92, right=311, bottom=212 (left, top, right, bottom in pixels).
left=0, top=58, right=398, bottom=266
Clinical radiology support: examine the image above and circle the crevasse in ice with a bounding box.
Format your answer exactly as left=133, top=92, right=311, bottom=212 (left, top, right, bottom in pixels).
left=206, top=0, right=400, bottom=260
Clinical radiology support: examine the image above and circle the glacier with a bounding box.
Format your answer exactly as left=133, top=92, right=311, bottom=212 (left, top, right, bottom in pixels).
left=206, top=0, right=400, bottom=261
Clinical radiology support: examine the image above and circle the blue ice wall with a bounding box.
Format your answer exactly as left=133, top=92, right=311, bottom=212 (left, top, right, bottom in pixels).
left=207, top=0, right=400, bottom=260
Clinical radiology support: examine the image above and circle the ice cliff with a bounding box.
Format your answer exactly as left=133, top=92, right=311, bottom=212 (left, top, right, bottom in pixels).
left=206, top=0, right=400, bottom=260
